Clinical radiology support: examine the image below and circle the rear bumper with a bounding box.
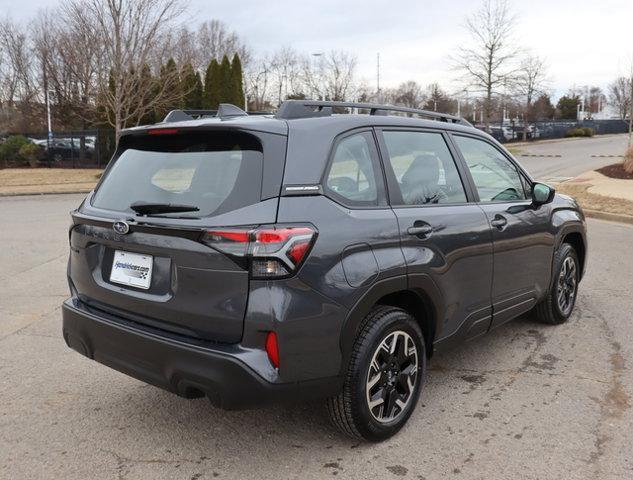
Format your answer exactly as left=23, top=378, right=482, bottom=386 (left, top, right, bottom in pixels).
left=62, top=299, right=341, bottom=409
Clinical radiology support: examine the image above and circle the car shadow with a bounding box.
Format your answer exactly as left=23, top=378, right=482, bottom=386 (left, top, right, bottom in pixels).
left=82, top=310, right=572, bottom=469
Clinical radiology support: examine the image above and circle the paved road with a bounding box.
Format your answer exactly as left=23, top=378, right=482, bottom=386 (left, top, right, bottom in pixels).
left=514, top=134, right=629, bottom=182
left=2, top=194, right=633, bottom=480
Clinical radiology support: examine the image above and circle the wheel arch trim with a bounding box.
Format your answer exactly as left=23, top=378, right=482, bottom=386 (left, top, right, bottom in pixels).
left=338, top=275, right=443, bottom=374
left=552, top=213, right=587, bottom=282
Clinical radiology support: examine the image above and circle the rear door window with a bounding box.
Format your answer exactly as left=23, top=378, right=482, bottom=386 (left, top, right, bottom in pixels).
left=324, top=131, right=383, bottom=207
left=382, top=130, right=467, bottom=205
left=92, top=131, right=263, bottom=217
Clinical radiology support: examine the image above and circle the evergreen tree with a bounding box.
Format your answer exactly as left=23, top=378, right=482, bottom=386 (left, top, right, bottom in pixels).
left=219, top=55, right=233, bottom=104
left=204, top=59, right=221, bottom=109
left=230, top=53, right=245, bottom=108
left=532, top=94, right=555, bottom=120
left=556, top=95, right=580, bottom=120
left=138, top=64, right=157, bottom=124
left=181, top=63, right=203, bottom=109
left=156, top=58, right=181, bottom=118
left=96, top=70, right=116, bottom=127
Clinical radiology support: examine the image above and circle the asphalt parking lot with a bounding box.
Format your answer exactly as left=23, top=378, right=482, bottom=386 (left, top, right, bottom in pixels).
left=1, top=193, right=632, bottom=480
left=518, top=134, right=629, bottom=182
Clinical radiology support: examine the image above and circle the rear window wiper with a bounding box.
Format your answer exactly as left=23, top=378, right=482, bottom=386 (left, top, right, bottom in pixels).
left=130, top=201, right=200, bottom=216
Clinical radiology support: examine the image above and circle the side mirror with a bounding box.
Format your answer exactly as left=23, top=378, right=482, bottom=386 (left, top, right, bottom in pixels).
left=532, top=182, right=555, bottom=206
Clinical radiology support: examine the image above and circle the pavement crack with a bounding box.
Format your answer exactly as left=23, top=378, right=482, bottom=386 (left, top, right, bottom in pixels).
left=581, top=303, right=631, bottom=475
left=100, top=448, right=210, bottom=479
left=0, top=253, right=66, bottom=282
left=0, top=305, right=62, bottom=342
left=430, top=366, right=610, bottom=386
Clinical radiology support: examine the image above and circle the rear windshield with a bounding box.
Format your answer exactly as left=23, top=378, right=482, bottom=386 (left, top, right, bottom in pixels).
left=92, top=131, right=263, bottom=217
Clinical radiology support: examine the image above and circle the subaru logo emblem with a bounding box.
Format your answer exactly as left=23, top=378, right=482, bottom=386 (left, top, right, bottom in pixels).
left=113, top=221, right=130, bottom=235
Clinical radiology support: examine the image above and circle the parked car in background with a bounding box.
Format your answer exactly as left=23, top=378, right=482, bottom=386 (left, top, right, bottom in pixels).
left=37, top=138, right=94, bottom=162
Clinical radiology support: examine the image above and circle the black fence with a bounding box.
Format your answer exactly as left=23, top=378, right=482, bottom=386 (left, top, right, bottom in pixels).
left=479, top=119, right=631, bottom=143
left=2, top=129, right=116, bottom=168
left=3, top=118, right=631, bottom=167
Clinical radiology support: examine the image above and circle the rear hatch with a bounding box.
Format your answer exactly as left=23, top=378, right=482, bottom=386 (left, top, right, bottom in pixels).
left=68, top=127, right=286, bottom=343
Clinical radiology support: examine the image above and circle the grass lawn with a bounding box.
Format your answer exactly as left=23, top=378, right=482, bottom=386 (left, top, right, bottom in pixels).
left=506, top=146, right=523, bottom=156
left=0, top=168, right=103, bottom=195
left=556, top=182, right=633, bottom=217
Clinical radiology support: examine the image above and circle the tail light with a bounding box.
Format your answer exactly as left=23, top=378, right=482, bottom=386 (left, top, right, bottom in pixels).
left=201, top=225, right=317, bottom=279
left=265, top=331, right=280, bottom=369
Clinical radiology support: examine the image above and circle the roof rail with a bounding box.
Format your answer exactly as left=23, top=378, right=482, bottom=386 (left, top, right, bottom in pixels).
left=275, top=100, right=471, bottom=126
left=163, top=104, right=248, bottom=123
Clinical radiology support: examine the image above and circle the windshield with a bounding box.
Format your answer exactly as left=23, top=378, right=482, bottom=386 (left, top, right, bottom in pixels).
left=91, top=131, right=263, bottom=217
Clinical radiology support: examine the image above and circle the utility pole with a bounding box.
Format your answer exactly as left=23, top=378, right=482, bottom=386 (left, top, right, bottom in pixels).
left=376, top=52, right=381, bottom=102
left=311, top=52, right=324, bottom=100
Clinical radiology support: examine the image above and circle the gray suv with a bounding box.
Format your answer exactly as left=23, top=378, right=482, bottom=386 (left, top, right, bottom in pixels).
left=62, top=101, right=587, bottom=441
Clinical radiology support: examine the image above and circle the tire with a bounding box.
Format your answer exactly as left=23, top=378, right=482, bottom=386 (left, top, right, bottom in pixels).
left=535, top=243, right=580, bottom=325
left=327, top=306, right=426, bottom=442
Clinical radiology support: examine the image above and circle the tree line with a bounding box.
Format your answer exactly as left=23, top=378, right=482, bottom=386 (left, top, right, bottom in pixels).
left=128, top=53, right=245, bottom=126
left=0, top=0, right=630, bottom=143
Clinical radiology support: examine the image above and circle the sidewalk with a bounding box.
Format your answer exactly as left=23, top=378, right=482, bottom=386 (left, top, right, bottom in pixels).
left=567, top=170, right=633, bottom=202
left=555, top=168, right=633, bottom=224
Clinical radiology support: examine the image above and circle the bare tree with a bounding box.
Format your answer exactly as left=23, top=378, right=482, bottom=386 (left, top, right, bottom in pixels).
left=608, top=76, right=632, bottom=121
left=514, top=55, right=548, bottom=140
left=569, top=85, right=607, bottom=117
left=198, top=20, right=251, bottom=68
left=0, top=19, right=37, bottom=104
left=389, top=81, right=425, bottom=109
left=32, top=9, right=102, bottom=131
left=161, top=20, right=250, bottom=72
left=302, top=51, right=357, bottom=101
left=244, top=55, right=273, bottom=111
left=270, top=47, right=302, bottom=105
left=0, top=17, right=40, bottom=131
left=453, top=0, right=520, bottom=130
left=66, top=0, right=186, bottom=141
left=628, top=62, right=633, bottom=149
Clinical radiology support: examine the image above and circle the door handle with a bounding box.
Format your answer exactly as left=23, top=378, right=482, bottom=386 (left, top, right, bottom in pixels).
left=407, top=223, right=433, bottom=237
left=490, top=215, right=507, bottom=229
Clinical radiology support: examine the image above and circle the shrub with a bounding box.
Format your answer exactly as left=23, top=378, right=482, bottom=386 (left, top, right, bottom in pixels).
left=18, top=143, right=41, bottom=167
left=565, top=128, right=582, bottom=137
left=0, top=135, right=31, bottom=167
left=565, top=127, right=594, bottom=138
left=624, top=146, right=633, bottom=175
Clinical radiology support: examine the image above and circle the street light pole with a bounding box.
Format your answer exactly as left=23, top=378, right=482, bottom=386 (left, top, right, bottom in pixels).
left=629, top=72, right=633, bottom=148
left=46, top=89, right=53, bottom=139
left=45, top=88, right=54, bottom=166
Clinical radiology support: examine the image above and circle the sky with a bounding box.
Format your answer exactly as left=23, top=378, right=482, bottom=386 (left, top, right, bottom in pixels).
left=3, top=0, right=633, bottom=99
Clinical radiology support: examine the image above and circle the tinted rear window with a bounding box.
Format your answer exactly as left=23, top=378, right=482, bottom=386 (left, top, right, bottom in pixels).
left=92, top=131, right=263, bottom=216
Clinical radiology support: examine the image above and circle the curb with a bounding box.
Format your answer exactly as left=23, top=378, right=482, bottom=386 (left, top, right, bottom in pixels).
left=583, top=209, right=633, bottom=226
left=0, top=190, right=91, bottom=197
left=509, top=133, right=628, bottom=148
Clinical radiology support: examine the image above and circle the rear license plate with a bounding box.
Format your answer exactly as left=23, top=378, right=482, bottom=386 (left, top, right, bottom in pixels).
left=110, top=250, right=153, bottom=290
